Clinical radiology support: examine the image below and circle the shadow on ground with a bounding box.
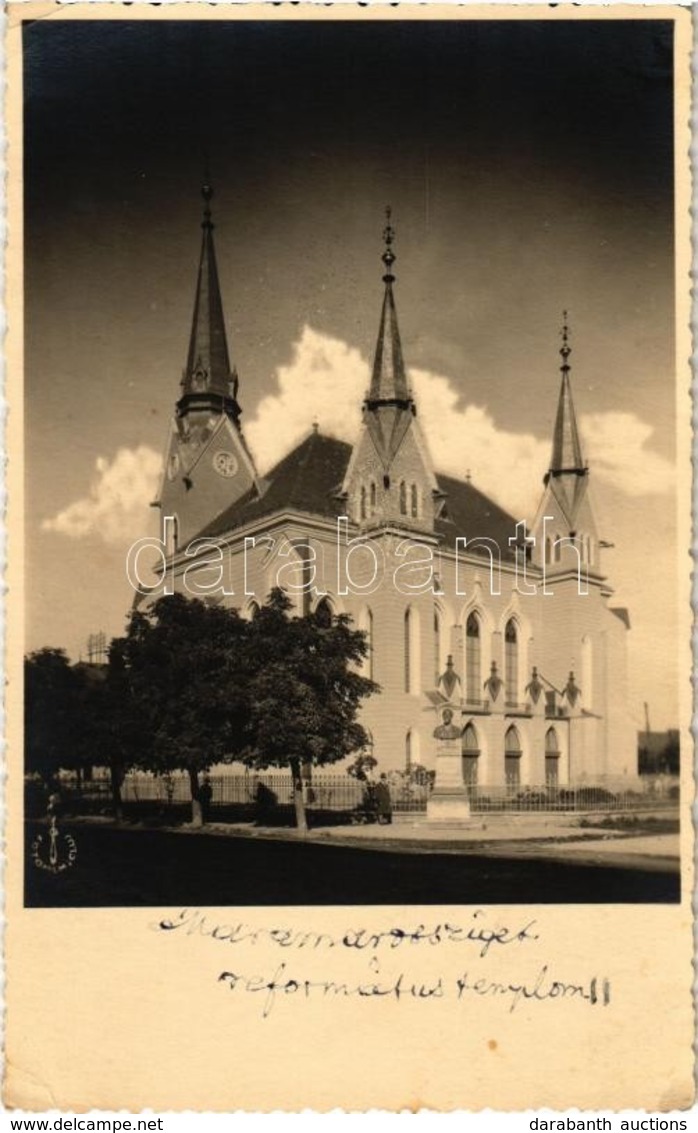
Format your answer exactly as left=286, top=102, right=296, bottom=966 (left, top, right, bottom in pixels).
left=25, top=820, right=679, bottom=907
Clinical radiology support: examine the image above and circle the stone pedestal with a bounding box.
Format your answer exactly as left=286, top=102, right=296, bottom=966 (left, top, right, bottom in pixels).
left=427, top=736, right=471, bottom=822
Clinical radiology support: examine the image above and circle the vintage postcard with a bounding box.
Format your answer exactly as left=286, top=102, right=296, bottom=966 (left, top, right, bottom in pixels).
left=4, top=2, right=694, bottom=1113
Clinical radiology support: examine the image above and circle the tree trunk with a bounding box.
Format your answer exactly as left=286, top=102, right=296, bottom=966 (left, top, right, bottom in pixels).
left=109, top=761, right=124, bottom=824
left=290, top=758, right=308, bottom=834
left=188, top=767, right=203, bottom=828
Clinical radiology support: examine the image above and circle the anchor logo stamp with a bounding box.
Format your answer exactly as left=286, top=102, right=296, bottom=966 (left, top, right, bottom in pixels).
left=31, top=799, right=77, bottom=875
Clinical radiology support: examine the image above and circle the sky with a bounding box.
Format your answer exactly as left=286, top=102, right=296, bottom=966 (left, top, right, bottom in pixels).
left=23, top=14, right=681, bottom=729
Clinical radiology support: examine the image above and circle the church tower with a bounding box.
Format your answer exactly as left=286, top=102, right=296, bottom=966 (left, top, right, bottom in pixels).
left=342, top=209, right=440, bottom=531
left=157, top=185, right=260, bottom=550
left=532, top=315, right=600, bottom=577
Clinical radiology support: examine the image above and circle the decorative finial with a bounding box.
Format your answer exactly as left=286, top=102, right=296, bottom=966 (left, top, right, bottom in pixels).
left=437, top=653, right=461, bottom=700
left=382, top=205, right=396, bottom=282
left=525, top=666, right=544, bottom=705
left=484, top=661, right=502, bottom=703
left=563, top=670, right=580, bottom=707
left=560, top=310, right=571, bottom=371
left=312, top=418, right=319, bottom=434
left=201, top=182, right=214, bottom=230
left=465, top=468, right=471, bottom=483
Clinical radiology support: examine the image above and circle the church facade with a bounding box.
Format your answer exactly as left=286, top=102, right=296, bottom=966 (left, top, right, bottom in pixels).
left=146, top=188, right=637, bottom=790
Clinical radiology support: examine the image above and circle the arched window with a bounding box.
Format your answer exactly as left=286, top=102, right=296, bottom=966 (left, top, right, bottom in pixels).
left=165, top=515, right=179, bottom=557
left=462, top=722, right=480, bottom=790
left=370, top=481, right=377, bottom=514
left=360, top=486, right=367, bottom=520
left=545, top=537, right=552, bottom=565
left=504, top=725, right=522, bottom=794
left=315, top=598, right=333, bottom=628
left=554, top=535, right=562, bottom=564
left=399, top=481, right=407, bottom=515
left=410, top=483, right=419, bottom=518
left=405, top=727, right=420, bottom=769
left=248, top=600, right=260, bottom=620
left=545, top=727, right=560, bottom=790
left=465, top=612, right=481, bottom=704
left=404, top=607, right=420, bottom=694
left=504, top=619, right=519, bottom=707
left=433, top=607, right=441, bottom=685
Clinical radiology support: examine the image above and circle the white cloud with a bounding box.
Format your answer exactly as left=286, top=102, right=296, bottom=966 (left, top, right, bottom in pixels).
left=246, top=324, right=675, bottom=518
left=43, top=327, right=675, bottom=546
left=42, top=446, right=163, bottom=546
left=245, top=326, right=368, bottom=471
left=410, top=369, right=547, bottom=517
left=581, top=412, right=675, bottom=496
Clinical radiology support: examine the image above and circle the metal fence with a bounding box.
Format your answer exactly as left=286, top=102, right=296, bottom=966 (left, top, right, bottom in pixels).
left=117, top=772, right=431, bottom=815
left=465, top=784, right=679, bottom=814
left=45, top=770, right=680, bottom=818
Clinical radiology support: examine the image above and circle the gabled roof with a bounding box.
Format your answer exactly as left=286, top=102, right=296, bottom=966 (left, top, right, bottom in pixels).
left=197, top=430, right=352, bottom=540
left=434, top=472, right=518, bottom=560
left=194, top=431, right=519, bottom=560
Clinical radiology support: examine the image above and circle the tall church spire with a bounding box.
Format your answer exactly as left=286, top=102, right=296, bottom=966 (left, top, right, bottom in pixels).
left=544, top=313, right=588, bottom=522
left=366, top=207, right=411, bottom=408
left=359, top=208, right=420, bottom=477
left=180, top=183, right=240, bottom=420
left=158, top=185, right=259, bottom=548
left=548, top=313, right=586, bottom=476
left=343, top=209, right=438, bottom=529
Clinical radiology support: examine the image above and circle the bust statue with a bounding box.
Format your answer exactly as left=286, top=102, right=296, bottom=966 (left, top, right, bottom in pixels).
left=433, top=707, right=462, bottom=741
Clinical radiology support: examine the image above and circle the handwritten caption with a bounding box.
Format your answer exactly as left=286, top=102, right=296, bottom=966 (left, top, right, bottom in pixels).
left=153, top=908, right=611, bottom=1019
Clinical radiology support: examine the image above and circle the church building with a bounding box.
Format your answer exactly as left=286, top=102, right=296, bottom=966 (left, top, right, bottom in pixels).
left=147, top=187, right=637, bottom=790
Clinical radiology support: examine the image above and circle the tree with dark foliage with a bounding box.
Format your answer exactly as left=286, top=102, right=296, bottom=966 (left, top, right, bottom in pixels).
left=27, top=588, right=378, bottom=832
left=118, top=594, right=250, bottom=826
left=242, top=589, right=379, bottom=832
left=25, top=648, right=80, bottom=785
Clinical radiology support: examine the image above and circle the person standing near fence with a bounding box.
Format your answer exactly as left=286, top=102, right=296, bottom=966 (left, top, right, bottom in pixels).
left=199, top=773, right=213, bottom=823
left=375, top=774, right=393, bottom=825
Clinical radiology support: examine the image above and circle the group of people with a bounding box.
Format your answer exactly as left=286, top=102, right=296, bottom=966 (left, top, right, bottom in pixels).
left=200, top=770, right=394, bottom=825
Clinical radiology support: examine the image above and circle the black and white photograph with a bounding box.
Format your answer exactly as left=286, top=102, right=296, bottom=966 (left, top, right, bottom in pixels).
left=20, top=11, right=686, bottom=908
left=6, top=3, right=694, bottom=1113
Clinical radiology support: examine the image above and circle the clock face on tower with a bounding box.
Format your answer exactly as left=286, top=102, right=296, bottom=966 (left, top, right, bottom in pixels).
left=213, top=450, right=238, bottom=478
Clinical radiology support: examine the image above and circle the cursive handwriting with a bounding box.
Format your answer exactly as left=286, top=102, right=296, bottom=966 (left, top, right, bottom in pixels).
left=155, top=908, right=539, bottom=958
left=455, top=966, right=611, bottom=1012
left=216, top=962, right=610, bottom=1018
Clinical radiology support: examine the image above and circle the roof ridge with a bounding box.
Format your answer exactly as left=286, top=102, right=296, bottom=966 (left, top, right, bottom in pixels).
left=435, top=471, right=517, bottom=520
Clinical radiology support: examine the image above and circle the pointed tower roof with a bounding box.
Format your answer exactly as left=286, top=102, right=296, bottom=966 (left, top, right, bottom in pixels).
left=361, top=208, right=418, bottom=472
left=180, top=184, right=238, bottom=413
left=366, top=208, right=411, bottom=407
left=549, top=314, right=585, bottom=475
left=544, top=313, right=588, bottom=522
